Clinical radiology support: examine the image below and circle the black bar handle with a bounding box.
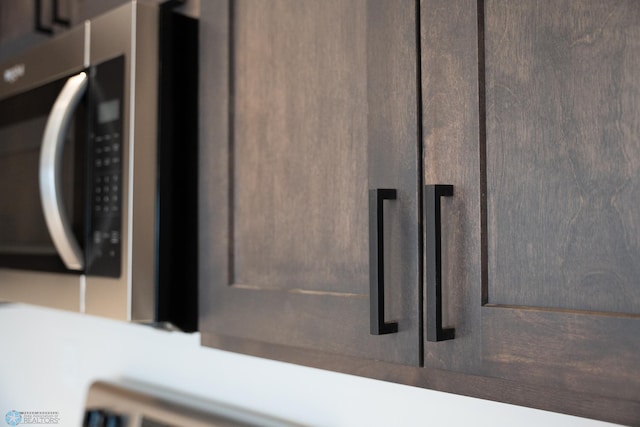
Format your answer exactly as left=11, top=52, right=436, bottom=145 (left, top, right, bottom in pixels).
left=369, top=189, right=399, bottom=335
left=425, top=185, right=455, bottom=342
left=35, top=0, right=54, bottom=35
left=53, top=0, right=70, bottom=27
left=35, top=0, right=70, bottom=35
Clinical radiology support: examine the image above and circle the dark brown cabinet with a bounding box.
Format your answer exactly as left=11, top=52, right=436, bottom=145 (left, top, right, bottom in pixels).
left=0, top=0, right=49, bottom=62
left=199, top=0, right=423, bottom=366
left=422, top=0, right=640, bottom=410
left=0, top=0, right=128, bottom=62
left=196, top=0, right=640, bottom=424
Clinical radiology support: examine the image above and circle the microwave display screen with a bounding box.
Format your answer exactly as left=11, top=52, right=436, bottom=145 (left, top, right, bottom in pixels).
left=98, top=99, right=120, bottom=124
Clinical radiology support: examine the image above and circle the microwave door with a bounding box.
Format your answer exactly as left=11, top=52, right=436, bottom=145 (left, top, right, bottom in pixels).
left=0, top=23, right=85, bottom=311
left=0, top=73, right=86, bottom=311
left=39, top=72, right=87, bottom=271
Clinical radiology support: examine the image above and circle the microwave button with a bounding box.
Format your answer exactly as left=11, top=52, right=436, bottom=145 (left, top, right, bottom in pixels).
left=104, top=158, right=111, bottom=166
left=105, top=134, right=112, bottom=141
left=113, top=143, right=120, bottom=152
left=95, top=159, right=102, bottom=167
left=93, top=232, right=102, bottom=244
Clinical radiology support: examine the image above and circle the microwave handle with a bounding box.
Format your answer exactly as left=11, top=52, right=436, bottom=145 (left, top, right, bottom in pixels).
left=39, top=72, right=88, bottom=271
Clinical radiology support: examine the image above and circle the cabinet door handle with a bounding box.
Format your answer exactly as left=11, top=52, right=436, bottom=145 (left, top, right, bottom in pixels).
left=425, top=185, right=455, bottom=342
left=52, top=0, right=70, bottom=27
left=369, top=189, right=399, bottom=335
left=35, top=0, right=54, bottom=34
left=35, top=0, right=70, bottom=34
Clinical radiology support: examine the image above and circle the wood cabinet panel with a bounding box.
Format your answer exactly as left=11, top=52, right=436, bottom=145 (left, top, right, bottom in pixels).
left=486, top=0, right=640, bottom=313
left=0, top=0, right=128, bottom=63
left=232, top=0, right=368, bottom=293
left=200, top=0, right=422, bottom=365
left=0, top=1, right=48, bottom=63
left=482, top=307, right=640, bottom=401
left=198, top=0, right=640, bottom=422
left=420, top=0, right=484, bottom=373
left=422, top=0, right=640, bottom=406
left=0, top=1, right=36, bottom=43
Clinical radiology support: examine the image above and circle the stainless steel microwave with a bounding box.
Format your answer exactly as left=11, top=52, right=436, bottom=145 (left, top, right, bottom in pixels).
left=0, top=1, right=198, bottom=331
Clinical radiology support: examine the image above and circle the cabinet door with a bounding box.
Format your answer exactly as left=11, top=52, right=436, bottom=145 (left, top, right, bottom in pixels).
left=0, top=1, right=48, bottom=62
left=0, top=0, right=92, bottom=63
left=200, top=0, right=422, bottom=365
left=0, top=0, right=128, bottom=57
left=422, top=0, right=640, bottom=405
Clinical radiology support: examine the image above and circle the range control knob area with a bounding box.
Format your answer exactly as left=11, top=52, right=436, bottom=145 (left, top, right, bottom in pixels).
left=105, top=414, right=124, bottom=427
left=83, top=410, right=124, bottom=427
left=83, top=410, right=104, bottom=427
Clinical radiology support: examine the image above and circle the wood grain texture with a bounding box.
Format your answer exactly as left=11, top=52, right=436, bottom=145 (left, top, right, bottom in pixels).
left=421, top=0, right=484, bottom=373
left=232, top=0, right=368, bottom=293
left=0, top=0, right=130, bottom=63
left=476, top=0, right=640, bottom=410
left=199, top=0, right=230, bottom=340
left=201, top=0, right=640, bottom=420
left=482, top=306, right=640, bottom=402
left=485, top=0, right=640, bottom=313
left=422, top=0, right=640, bottom=416
left=0, top=1, right=36, bottom=43
left=200, top=0, right=422, bottom=365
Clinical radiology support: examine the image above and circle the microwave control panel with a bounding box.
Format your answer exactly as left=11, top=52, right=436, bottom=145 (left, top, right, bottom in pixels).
left=86, top=56, right=124, bottom=277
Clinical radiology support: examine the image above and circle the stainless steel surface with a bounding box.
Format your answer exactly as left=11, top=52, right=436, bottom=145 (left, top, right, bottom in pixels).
left=0, top=25, right=85, bottom=99
left=129, top=1, right=160, bottom=324
left=0, top=1, right=180, bottom=325
left=84, top=1, right=159, bottom=323
left=39, top=72, right=87, bottom=271
left=85, top=380, right=300, bottom=427
left=0, top=270, right=80, bottom=310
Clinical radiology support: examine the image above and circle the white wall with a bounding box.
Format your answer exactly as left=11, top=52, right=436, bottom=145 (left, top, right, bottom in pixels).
left=0, top=304, right=616, bottom=427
